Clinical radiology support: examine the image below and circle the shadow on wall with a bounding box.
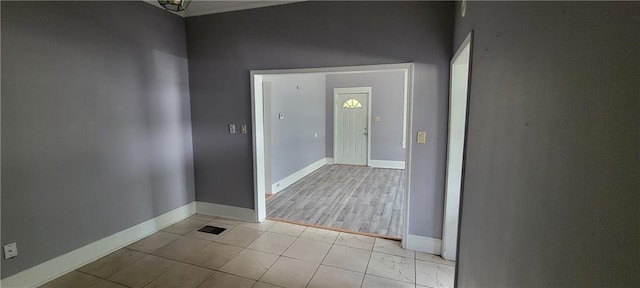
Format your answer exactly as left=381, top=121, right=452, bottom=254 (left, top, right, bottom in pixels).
left=148, top=50, right=196, bottom=218
left=208, top=2, right=454, bottom=66
left=407, top=63, right=447, bottom=237
left=0, top=1, right=195, bottom=278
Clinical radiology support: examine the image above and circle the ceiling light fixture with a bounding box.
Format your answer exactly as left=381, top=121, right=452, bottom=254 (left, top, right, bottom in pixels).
left=158, top=0, right=192, bottom=12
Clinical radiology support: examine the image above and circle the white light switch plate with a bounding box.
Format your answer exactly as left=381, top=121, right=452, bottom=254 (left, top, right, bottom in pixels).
left=417, top=131, right=427, bottom=144
left=4, top=242, right=18, bottom=259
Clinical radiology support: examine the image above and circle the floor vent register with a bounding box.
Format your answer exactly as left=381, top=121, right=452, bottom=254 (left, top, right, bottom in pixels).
left=197, top=225, right=227, bottom=235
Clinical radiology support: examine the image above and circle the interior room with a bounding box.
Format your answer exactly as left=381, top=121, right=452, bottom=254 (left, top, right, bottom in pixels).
left=1, top=1, right=637, bottom=288
left=257, top=69, right=409, bottom=239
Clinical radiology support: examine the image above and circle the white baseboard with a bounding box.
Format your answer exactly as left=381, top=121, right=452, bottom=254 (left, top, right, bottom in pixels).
left=325, top=158, right=334, bottom=164
left=271, top=158, right=327, bottom=194
left=1, top=202, right=196, bottom=288
left=404, top=234, right=442, bottom=255
left=369, top=160, right=405, bottom=169
left=196, top=201, right=256, bottom=222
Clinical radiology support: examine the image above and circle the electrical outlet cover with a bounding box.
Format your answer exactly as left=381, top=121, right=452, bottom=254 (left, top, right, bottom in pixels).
left=4, top=242, right=18, bottom=259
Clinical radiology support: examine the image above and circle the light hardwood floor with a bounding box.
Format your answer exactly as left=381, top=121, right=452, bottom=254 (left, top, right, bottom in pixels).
left=267, top=165, right=405, bottom=238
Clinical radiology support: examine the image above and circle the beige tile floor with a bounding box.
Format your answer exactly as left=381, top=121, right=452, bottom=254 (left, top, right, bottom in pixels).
left=39, top=215, right=455, bottom=288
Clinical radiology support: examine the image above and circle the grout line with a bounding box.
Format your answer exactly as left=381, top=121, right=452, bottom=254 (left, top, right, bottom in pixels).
left=149, top=253, right=217, bottom=272
left=107, top=249, right=149, bottom=275
left=138, top=260, right=180, bottom=288
left=192, top=269, right=216, bottom=288
left=81, top=251, right=180, bottom=288
left=415, top=257, right=417, bottom=288
left=370, top=249, right=415, bottom=259
left=318, top=262, right=367, bottom=274
left=360, top=246, right=374, bottom=288
left=73, top=249, right=150, bottom=288
left=231, top=228, right=266, bottom=249
left=267, top=217, right=402, bottom=240
left=364, top=272, right=418, bottom=287
left=246, top=228, right=300, bottom=285
left=304, top=233, right=336, bottom=288
left=46, top=221, right=240, bottom=287
left=365, top=239, right=420, bottom=286
left=54, top=218, right=432, bottom=288
left=256, top=255, right=280, bottom=283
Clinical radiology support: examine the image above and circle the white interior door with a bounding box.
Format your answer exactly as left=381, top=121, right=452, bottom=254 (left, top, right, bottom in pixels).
left=442, top=33, right=472, bottom=260
left=335, top=92, right=368, bottom=165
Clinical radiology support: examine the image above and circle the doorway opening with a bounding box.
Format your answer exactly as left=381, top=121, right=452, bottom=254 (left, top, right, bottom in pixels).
left=251, top=63, right=413, bottom=241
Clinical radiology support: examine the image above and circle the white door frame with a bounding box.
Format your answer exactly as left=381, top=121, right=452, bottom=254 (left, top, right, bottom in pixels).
left=442, top=32, right=473, bottom=260
left=251, top=63, right=414, bottom=246
left=333, top=87, right=372, bottom=166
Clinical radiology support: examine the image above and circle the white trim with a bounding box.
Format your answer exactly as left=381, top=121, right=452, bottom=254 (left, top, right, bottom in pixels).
left=325, top=157, right=335, bottom=165
left=252, top=74, right=266, bottom=222
left=405, top=234, right=442, bottom=255
left=367, top=90, right=372, bottom=165
left=369, top=160, right=406, bottom=170
left=442, top=32, right=473, bottom=261
left=401, top=65, right=415, bottom=250
left=262, top=81, right=273, bottom=203
left=252, top=63, right=412, bottom=75
left=333, top=87, right=372, bottom=166
left=251, top=63, right=415, bottom=245
left=271, top=158, right=327, bottom=194
left=0, top=202, right=196, bottom=288
left=402, top=70, right=409, bottom=149
left=331, top=87, right=372, bottom=94
left=196, top=201, right=256, bottom=222
left=452, top=31, right=474, bottom=62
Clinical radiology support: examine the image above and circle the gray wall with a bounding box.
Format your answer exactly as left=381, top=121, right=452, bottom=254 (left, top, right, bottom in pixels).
left=264, top=74, right=326, bottom=183
left=186, top=1, right=453, bottom=238
left=326, top=71, right=406, bottom=162
left=1, top=2, right=194, bottom=278
left=454, top=2, right=640, bottom=287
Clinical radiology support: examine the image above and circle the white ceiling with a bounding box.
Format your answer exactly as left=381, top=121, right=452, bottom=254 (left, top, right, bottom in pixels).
left=144, top=0, right=302, bottom=17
